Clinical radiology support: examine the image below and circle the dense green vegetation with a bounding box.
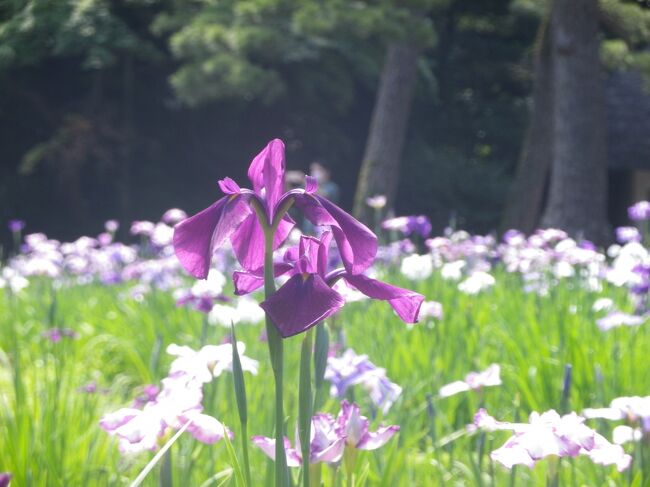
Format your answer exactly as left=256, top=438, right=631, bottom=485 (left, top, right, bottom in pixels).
left=1, top=268, right=646, bottom=485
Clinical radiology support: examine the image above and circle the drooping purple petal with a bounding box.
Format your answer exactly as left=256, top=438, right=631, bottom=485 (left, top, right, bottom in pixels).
left=233, top=263, right=293, bottom=295
left=343, top=273, right=424, bottom=323
left=183, top=413, right=231, bottom=444
left=247, top=139, right=286, bottom=219
left=260, top=274, right=345, bottom=337
left=100, top=408, right=142, bottom=432
left=294, top=194, right=377, bottom=275
left=173, top=196, right=251, bottom=279
left=357, top=425, right=400, bottom=450
left=230, top=213, right=294, bottom=272
left=252, top=436, right=303, bottom=468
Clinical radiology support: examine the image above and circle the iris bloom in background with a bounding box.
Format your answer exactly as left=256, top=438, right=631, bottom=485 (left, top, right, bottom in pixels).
left=100, top=375, right=230, bottom=454
left=99, top=343, right=249, bottom=454
left=382, top=215, right=432, bottom=238
left=616, top=226, right=641, bottom=244
left=596, top=311, right=645, bottom=331
left=8, top=220, right=25, bottom=233
left=366, top=195, right=387, bottom=209
left=325, top=348, right=402, bottom=414
left=253, top=401, right=398, bottom=466
left=583, top=396, right=650, bottom=443
left=0, top=473, right=11, bottom=487
left=173, top=138, right=377, bottom=279
left=474, top=409, right=631, bottom=472
left=336, top=400, right=399, bottom=450
left=628, top=201, right=650, bottom=221
left=439, top=364, right=501, bottom=398
left=233, top=232, right=423, bottom=337
left=167, top=342, right=259, bottom=382
left=252, top=413, right=346, bottom=467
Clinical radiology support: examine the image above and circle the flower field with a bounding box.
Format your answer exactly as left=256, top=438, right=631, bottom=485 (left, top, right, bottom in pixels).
left=1, top=143, right=649, bottom=486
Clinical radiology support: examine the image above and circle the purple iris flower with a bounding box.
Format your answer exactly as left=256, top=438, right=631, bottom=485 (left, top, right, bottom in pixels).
left=0, top=473, right=11, bottom=487
left=252, top=413, right=346, bottom=467
left=173, top=139, right=377, bottom=279
left=336, top=400, right=399, bottom=450
left=628, top=201, right=650, bottom=221
left=8, top=220, right=25, bottom=233
left=233, top=232, right=424, bottom=337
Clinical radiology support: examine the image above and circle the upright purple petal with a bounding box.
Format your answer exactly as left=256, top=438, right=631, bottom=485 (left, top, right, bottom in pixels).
left=260, top=274, right=345, bottom=337
left=230, top=213, right=294, bottom=272
left=247, top=139, right=286, bottom=219
left=294, top=194, right=377, bottom=275
left=173, top=196, right=251, bottom=279
left=343, top=273, right=424, bottom=323
left=0, top=473, right=11, bottom=487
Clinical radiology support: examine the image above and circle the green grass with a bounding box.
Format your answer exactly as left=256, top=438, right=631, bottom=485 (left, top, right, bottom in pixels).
left=0, top=268, right=648, bottom=486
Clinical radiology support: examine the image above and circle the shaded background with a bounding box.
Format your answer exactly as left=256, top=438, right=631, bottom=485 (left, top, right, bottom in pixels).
left=1, top=0, right=649, bottom=245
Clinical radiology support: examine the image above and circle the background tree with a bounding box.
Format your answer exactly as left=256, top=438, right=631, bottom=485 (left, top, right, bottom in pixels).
left=502, top=0, right=650, bottom=238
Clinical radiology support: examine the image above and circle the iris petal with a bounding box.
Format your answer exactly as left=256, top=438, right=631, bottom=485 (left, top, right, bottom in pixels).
left=294, top=194, right=377, bottom=275
left=173, top=195, right=251, bottom=279
left=343, top=273, right=424, bottom=323
left=260, top=274, right=345, bottom=337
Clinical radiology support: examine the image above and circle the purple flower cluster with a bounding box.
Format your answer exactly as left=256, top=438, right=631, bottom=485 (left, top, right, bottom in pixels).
left=100, top=342, right=257, bottom=454
left=252, top=400, right=399, bottom=467
left=382, top=215, right=432, bottom=238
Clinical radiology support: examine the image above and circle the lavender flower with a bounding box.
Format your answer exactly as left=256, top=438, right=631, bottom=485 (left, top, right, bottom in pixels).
left=162, top=208, right=188, bottom=225
left=252, top=413, right=346, bottom=467
left=596, top=311, right=645, bottom=331
left=474, top=409, right=631, bottom=472
left=439, top=364, right=501, bottom=398
left=336, top=400, right=399, bottom=450
left=366, top=195, right=387, bottom=209
left=8, top=220, right=25, bottom=233
left=583, top=396, right=650, bottom=430
left=325, top=348, right=402, bottom=414
left=628, top=201, right=650, bottom=222
left=382, top=215, right=432, bottom=238
left=253, top=401, right=398, bottom=467
left=100, top=374, right=231, bottom=454
left=616, top=226, right=641, bottom=244
left=42, top=328, right=78, bottom=343
left=166, top=342, right=259, bottom=382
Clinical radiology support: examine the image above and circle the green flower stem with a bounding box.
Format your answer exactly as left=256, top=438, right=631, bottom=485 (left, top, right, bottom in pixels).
left=264, top=230, right=288, bottom=487
left=251, top=198, right=296, bottom=487
left=299, top=328, right=314, bottom=487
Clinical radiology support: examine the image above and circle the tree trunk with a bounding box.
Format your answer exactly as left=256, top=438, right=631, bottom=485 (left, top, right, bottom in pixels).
left=541, top=0, right=610, bottom=242
left=501, top=19, right=553, bottom=234
left=353, top=42, right=420, bottom=224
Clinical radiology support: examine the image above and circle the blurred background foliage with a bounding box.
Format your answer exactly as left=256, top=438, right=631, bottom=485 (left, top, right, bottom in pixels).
left=1, top=0, right=649, bottom=242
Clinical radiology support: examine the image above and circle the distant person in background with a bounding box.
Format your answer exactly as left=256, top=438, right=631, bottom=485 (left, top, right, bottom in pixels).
left=310, top=161, right=340, bottom=203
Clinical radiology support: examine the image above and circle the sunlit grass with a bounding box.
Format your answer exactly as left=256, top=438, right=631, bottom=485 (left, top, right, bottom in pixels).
left=0, top=269, right=647, bottom=486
